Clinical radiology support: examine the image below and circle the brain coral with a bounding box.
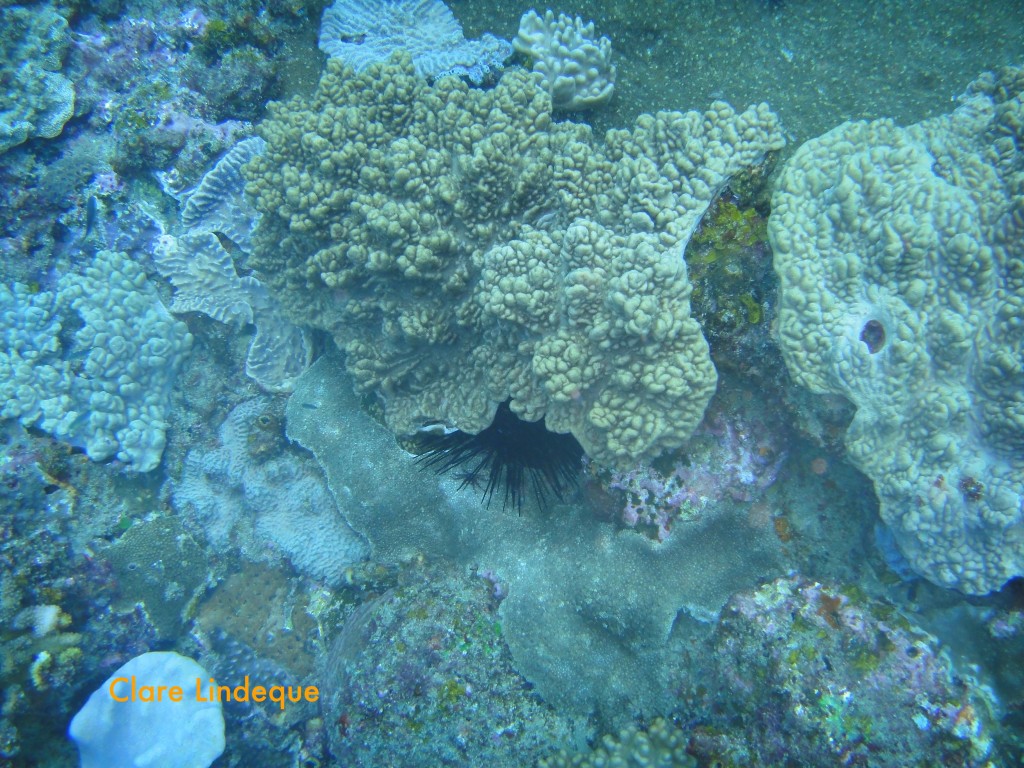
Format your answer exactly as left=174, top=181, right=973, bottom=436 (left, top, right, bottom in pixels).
left=244, top=55, right=782, bottom=466
left=172, top=397, right=369, bottom=585
left=770, top=65, right=1024, bottom=594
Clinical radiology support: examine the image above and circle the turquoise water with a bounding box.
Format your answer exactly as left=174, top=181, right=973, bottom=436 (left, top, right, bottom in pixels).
left=1, top=0, right=1022, bottom=766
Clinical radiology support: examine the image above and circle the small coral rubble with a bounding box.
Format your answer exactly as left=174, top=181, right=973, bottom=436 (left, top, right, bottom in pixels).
left=540, top=717, right=694, bottom=768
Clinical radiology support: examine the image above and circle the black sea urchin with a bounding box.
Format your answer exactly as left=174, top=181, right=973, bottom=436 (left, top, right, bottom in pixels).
left=414, top=400, right=584, bottom=513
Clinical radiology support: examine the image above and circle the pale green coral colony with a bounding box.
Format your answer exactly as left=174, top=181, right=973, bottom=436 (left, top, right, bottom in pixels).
left=243, top=54, right=783, bottom=466
left=0, top=4, right=75, bottom=155
left=770, top=65, right=1024, bottom=594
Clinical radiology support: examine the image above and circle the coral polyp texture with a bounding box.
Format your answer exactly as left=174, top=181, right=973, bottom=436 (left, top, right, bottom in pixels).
left=244, top=55, right=783, bottom=467
left=769, top=65, right=1024, bottom=594
left=539, top=718, right=694, bottom=767
left=514, top=9, right=615, bottom=111
left=0, top=250, right=192, bottom=471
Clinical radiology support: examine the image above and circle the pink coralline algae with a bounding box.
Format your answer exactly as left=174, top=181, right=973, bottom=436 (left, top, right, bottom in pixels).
left=609, top=410, right=787, bottom=540
left=175, top=8, right=210, bottom=37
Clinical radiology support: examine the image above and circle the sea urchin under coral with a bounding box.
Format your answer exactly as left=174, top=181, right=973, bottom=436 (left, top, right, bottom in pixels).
left=414, top=401, right=583, bottom=512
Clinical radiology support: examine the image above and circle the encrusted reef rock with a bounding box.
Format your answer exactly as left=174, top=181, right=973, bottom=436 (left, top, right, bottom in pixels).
left=770, top=65, right=1024, bottom=594
left=689, top=577, right=998, bottom=766
left=318, top=569, right=585, bottom=765
left=0, top=4, right=75, bottom=154
left=245, top=54, right=783, bottom=467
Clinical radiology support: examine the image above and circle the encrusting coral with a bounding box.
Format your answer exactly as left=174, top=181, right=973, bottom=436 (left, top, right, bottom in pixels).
left=0, top=4, right=75, bottom=154
left=244, top=54, right=783, bottom=467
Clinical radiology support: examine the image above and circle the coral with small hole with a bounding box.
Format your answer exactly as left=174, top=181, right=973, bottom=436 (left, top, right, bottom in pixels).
left=770, top=65, right=1024, bottom=594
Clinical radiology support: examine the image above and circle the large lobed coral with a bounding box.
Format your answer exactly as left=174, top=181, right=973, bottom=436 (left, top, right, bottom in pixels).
left=244, top=54, right=783, bottom=467
left=770, top=65, right=1024, bottom=594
